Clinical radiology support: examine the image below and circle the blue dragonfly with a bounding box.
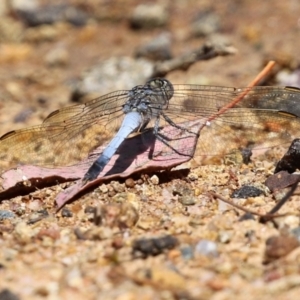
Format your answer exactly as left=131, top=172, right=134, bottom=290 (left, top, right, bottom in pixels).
left=1, top=78, right=300, bottom=183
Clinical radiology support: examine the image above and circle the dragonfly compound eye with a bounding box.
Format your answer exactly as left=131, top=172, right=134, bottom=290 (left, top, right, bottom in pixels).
left=146, top=78, right=174, bottom=100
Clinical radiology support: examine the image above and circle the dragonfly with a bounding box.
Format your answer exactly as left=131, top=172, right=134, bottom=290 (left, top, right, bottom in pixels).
left=1, top=78, right=300, bottom=183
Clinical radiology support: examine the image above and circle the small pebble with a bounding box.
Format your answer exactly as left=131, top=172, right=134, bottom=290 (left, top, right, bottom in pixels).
left=125, top=178, right=135, bottom=188
left=264, top=235, right=299, bottom=263
left=0, top=210, right=15, bottom=221
left=132, top=235, right=178, bottom=257
left=17, top=4, right=88, bottom=27
left=137, top=178, right=144, bottom=185
left=195, top=239, right=218, bottom=257
left=10, top=0, right=37, bottom=13
left=279, top=215, right=300, bottom=228
left=45, top=47, right=69, bottom=66
left=241, top=148, right=253, bottom=164
left=277, top=69, right=300, bottom=87
left=14, top=222, right=36, bottom=243
left=118, top=202, right=139, bottom=228
left=13, top=108, right=34, bottom=123
left=112, top=192, right=127, bottom=203
left=239, top=212, right=255, bottom=221
left=191, top=10, right=220, bottom=37
left=188, top=173, right=198, bottom=181
left=135, top=32, right=172, bottom=61
left=93, top=206, right=102, bottom=226
left=84, top=206, right=95, bottom=214
left=71, top=57, right=154, bottom=101
left=231, top=185, right=263, bottom=198
left=273, top=189, right=290, bottom=202
left=27, top=210, right=48, bottom=225
left=99, top=184, right=108, bottom=193
left=173, top=184, right=196, bottom=205
left=112, top=182, right=125, bottom=193
left=223, top=149, right=244, bottom=165
left=130, top=4, right=169, bottom=29
left=291, top=227, right=300, bottom=243
left=28, top=199, right=43, bottom=211
left=218, top=231, right=232, bottom=243
left=150, top=175, right=159, bottom=185
left=180, top=245, right=194, bottom=260
left=178, top=195, right=196, bottom=206
left=108, top=190, right=116, bottom=197
left=127, top=192, right=139, bottom=209
left=61, top=207, right=73, bottom=218
left=135, top=266, right=186, bottom=290
left=194, top=188, right=201, bottom=196
left=112, top=237, right=124, bottom=249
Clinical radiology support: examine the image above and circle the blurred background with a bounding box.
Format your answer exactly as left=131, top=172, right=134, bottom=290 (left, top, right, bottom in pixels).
left=1, top=0, right=300, bottom=136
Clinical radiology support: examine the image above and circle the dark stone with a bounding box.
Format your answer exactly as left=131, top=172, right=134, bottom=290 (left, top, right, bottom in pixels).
left=135, top=33, right=172, bottom=61
left=0, top=289, right=20, bottom=300
left=241, top=148, right=252, bottom=164
left=274, top=138, right=300, bottom=174
left=132, top=235, right=178, bottom=258
left=231, top=185, right=263, bottom=198
left=239, top=212, right=255, bottom=221
left=17, top=4, right=88, bottom=27
left=61, top=207, right=73, bottom=218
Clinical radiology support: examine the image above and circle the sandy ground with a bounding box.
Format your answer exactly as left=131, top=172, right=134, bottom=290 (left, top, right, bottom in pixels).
left=1, top=1, right=300, bottom=299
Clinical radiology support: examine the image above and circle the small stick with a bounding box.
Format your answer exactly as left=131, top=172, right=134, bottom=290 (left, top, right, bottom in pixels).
left=209, top=191, right=295, bottom=219
left=208, top=60, right=276, bottom=122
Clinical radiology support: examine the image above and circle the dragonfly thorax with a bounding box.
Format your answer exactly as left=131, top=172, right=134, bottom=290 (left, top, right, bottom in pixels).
left=122, top=78, right=174, bottom=118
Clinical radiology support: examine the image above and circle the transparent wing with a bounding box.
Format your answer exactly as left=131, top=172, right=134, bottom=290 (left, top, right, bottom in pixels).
left=154, top=85, right=300, bottom=161
left=0, top=90, right=129, bottom=168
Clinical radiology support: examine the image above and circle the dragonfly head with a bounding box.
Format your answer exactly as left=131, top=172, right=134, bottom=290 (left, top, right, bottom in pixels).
left=145, top=78, right=174, bottom=101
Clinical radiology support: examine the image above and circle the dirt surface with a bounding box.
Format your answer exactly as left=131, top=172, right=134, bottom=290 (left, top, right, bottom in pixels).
left=1, top=1, right=300, bottom=299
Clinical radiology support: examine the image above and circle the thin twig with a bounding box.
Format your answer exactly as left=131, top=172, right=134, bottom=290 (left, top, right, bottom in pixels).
left=152, top=42, right=237, bottom=77
left=208, top=60, right=276, bottom=122
left=209, top=191, right=297, bottom=219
